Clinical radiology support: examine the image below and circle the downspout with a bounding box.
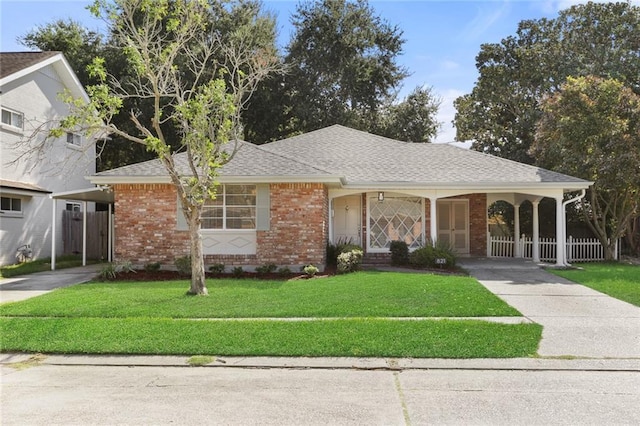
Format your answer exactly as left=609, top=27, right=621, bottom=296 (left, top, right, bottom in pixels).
left=561, top=189, right=587, bottom=266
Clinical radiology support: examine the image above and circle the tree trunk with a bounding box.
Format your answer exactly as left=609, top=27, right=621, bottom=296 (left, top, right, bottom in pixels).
left=187, top=214, right=208, bottom=295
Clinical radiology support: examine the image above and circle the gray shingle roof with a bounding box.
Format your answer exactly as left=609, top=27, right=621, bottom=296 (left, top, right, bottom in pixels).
left=261, top=125, right=588, bottom=185
left=94, top=125, right=590, bottom=188
left=0, top=51, right=60, bottom=79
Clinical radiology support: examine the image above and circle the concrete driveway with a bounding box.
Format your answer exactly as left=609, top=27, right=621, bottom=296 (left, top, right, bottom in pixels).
left=459, top=258, right=640, bottom=358
left=0, top=265, right=100, bottom=304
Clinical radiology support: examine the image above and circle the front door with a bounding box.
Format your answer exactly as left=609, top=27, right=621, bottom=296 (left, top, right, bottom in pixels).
left=437, top=200, right=469, bottom=254
left=333, top=195, right=361, bottom=245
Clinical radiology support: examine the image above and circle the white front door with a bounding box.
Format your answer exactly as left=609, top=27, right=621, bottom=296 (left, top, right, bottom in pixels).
left=437, top=200, right=469, bottom=254
left=333, top=195, right=361, bottom=245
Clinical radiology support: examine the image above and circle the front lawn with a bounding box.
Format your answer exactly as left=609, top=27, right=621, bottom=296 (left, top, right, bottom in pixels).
left=0, top=271, right=541, bottom=358
left=0, top=271, right=520, bottom=318
left=0, top=255, right=97, bottom=278
left=550, top=263, right=640, bottom=307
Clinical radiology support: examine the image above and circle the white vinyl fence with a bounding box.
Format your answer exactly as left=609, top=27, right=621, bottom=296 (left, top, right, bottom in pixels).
left=488, top=234, right=617, bottom=262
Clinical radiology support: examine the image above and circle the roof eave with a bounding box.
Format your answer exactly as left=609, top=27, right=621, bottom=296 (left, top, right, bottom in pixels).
left=88, top=175, right=343, bottom=185
left=342, top=181, right=593, bottom=191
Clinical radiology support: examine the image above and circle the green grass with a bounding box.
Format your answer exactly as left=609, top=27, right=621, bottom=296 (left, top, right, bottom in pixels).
left=550, top=263, right=640, bottom=307
left=0, top=317, right=541, bottom=358
left=0, top=256, right=97, bottom=278
left=0, top=271, right=520, bottom=318
left=0, top=271, right=541, bottom=358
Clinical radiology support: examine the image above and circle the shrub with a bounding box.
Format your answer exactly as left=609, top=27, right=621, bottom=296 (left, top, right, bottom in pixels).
left=174, top=256, right=191, bottom=276
left=208, top=263, right=225, bottom=274
left=144, top=262, right=161, bottom=272
left=232, top=266, right=244, bottom=278
left=408, top=241, right=457, bottom=269
left=277, top=266, right=291, bottom=276
left=326, top=238, right=363, bottom=267
left=337, top=249, right=364, bottom=274
left=98, top=263, right=118, bottom=281
left=303, top=264, right=319, bottom=277
left=409, top=245, right=435, bottom=268
left=389, top=240, right=409, bottom=265
left=255, top=263, right=277, bottom=274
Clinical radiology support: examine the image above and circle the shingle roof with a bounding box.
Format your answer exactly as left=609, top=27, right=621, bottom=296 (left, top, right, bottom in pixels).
left=93, top=125, right=590, bottom=188
left=95, top=140, right=335, bottom=180
left=261, top=125, right=588, bottom=185
left=0, top=51, right=60, bottom=79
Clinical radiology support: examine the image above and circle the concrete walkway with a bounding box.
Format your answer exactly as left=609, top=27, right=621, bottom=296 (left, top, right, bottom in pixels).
left=459, top=258, right=640, bottom=358
left=0, top=264, right=100, bottom=304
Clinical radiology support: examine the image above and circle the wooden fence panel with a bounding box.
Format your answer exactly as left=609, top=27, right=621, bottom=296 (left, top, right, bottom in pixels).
left=62, top=211, right=110, bottom=260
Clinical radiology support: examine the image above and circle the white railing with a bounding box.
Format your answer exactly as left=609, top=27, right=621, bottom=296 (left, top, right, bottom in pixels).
left=488, top=233, right=617, bottom=262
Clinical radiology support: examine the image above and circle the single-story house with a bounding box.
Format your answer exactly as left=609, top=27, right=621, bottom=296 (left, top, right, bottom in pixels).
left=88, top=125, right=592, bottom=270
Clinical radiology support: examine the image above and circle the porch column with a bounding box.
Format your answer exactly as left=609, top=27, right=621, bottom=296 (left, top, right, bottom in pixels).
left=532, top=200, right=540, bottom=263
left=51, top=198, right=57, bottom=271
left=430, top=197, right=438, bottom=246
left=108, top=203, right=113, bottom=263
left=514, top=203, right=521, bottom=257
left=82, top=201, right=87, bottom=266
left=555, top=195, right=566, bottom=266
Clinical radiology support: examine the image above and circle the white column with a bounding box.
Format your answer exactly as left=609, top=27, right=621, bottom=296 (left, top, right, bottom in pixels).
left=514, top=203, right=521, bottom=257
left=532, top=200, right=540, bottom=263
left=430, top=197, right=438, bottom=246
left=51, top=198, right=57, bottom=271
left=108, top=203, right=113, bottom=263
left=555, top=195, right=565, bottom=266
left=82, top=201, right=87, bottom=266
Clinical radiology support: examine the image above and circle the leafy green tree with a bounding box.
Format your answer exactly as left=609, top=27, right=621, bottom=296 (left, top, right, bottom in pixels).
left=378, top=86, right=441, bottom=142
left=532, top=76, right=640, bottom=260
left=279, top=0, right=409, bottom=137
left=454, top=1, right=640, bottom=163
left=49, top=0, right=280, bottom=295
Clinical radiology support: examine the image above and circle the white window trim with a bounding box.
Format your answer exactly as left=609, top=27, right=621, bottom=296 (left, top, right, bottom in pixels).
left=1, top=107, right=24, bottom=133
left=0, top=196, right=24, bottom=218
left=202, top=184, right=257, bottom=230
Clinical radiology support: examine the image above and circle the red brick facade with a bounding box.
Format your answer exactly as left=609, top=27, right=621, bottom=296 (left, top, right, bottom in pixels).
left=113, top=183, right=486, bottom=268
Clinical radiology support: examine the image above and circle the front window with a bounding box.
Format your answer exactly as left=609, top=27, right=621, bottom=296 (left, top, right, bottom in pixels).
left=1, top=196, right=23, bottom=215
left=1, top=108, right=24, bottom=130
left=66, top=202, right=81, bottom=212
left=202, top=185, right=256, bottom=230
left=369, top=194, right=423, bottom=250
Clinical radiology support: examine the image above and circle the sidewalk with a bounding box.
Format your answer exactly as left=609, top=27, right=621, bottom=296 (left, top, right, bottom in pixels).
left=0, top=264, right=101, bottom=304
left=459, top=258, right=640, bottom=358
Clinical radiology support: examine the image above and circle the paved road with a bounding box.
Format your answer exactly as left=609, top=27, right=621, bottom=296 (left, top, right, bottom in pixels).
left=2, top=359, right=639, bottom=426
left=459, top=258, right=640, bottom=358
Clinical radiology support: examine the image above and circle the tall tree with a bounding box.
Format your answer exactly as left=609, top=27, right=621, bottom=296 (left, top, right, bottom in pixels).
left=47, top=0, right=280, bottom=295
left=454, top=1, right=640, bottom=163
left=247, top=0, right=409, bottom=140
left=532, top=76, right=640, bottom=260
left=378, top=86, right=441, bottom=142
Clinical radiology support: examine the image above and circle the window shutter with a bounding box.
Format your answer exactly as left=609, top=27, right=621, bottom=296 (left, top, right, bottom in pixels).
left=176, top=197, right=188, bottom=230
left=256, top=184, right=270, bottom=231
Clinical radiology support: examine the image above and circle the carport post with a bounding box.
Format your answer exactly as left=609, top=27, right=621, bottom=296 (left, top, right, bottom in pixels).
left=82, top=200, right=87, bottom=266
left=532, top=200, right=540, bottom=263
left=430, top=197, right=438, bottom=245
left=555, top=195, right=566, bottom=267
left=51, top=197, right=56, bottom=270
left=108, top=203, right=113, bottom=262
left=514, top=203, right=521, bottom=257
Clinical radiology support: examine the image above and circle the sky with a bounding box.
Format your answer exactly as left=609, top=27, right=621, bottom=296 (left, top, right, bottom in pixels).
left=0, top=0, right=625, bottom=143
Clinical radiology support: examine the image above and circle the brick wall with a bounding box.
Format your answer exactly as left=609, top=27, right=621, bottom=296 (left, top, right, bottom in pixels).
left=256, top=183, right=328, bottom=269
left=468, top=193, right=487, bottom=256
left=113, top=183, right=189, bottom=264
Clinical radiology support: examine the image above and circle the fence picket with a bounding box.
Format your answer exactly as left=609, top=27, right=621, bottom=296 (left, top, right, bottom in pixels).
left=488, top=235, right=611, bottom=262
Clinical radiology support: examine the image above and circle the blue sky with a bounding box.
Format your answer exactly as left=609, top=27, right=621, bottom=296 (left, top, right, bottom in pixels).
left=0, top=0, right=618, bottom=142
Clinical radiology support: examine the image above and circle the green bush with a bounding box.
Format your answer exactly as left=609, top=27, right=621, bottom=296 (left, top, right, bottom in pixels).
left=326, top=239, right=364, bottom=267
left=174, top=256, right=191, bottom=276
left=389, top=241, right=409, bottom=265
left=409, top=242, right=457, bottom=269
left=337, top=249, right=364, bottom=274
left=277, top=266, right=291, bottom=276
left=144, top=262, right=161, bottom=272
left=98, top=263, right=118, bottom=281
left=208, top=263, right=225, bottom=274
left=232, top=266, right=244, bottom=278
left=255, top=263, right=277, bottom=274
left=303, top=264, right=319, bottom=277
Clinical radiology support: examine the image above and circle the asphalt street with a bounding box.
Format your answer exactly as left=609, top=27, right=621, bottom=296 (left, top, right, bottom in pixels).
left=2, top=360, right=640, bottom=425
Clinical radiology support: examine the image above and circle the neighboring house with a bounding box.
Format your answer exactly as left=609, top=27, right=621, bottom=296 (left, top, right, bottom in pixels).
left=88, top=125, right=591, bottom=270
left=0, top=52, right=96, bottom=265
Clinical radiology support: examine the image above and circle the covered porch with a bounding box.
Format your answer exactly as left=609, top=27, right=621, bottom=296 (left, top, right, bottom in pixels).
left=328, top=187, right=587, bottom=267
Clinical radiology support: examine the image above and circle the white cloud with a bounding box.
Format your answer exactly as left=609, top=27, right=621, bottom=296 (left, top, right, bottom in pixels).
left=461, top=1, right=512, bottom=41
left=433, top=88, right=468, bottom=145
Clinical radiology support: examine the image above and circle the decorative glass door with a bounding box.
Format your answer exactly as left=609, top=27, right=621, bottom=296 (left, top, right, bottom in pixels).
left=368, top=194, right=424, bottom=251
left=437, top=200, right=469, bottom=254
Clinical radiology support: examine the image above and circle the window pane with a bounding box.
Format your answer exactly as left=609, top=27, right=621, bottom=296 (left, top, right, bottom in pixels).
left=201, top=206, right=222, bottom=229
left=1, top=197, right=10, bottom=210
left=226, top=206, right=255, bottom=229
left=1, top=110, right=11, bottom=125
left=225, top=185, right=256, bottom=195
left=226, top=194, right=256, bottom=206
left=12, top=198, right=21, bottom=211
left=13, top=112, right=23, bottom=129
left=226, top=217, right=256, bottom=229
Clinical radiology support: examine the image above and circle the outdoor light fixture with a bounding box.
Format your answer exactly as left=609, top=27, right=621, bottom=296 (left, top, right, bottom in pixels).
left=378, top=192, right=384, bottom=201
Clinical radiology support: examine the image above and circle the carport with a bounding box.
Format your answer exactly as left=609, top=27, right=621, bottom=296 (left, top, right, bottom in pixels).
left=49, top=186, right=114, bottom=270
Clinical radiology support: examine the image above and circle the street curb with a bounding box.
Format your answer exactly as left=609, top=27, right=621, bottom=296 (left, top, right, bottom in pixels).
left=2, top=353, right=639, bottom=372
